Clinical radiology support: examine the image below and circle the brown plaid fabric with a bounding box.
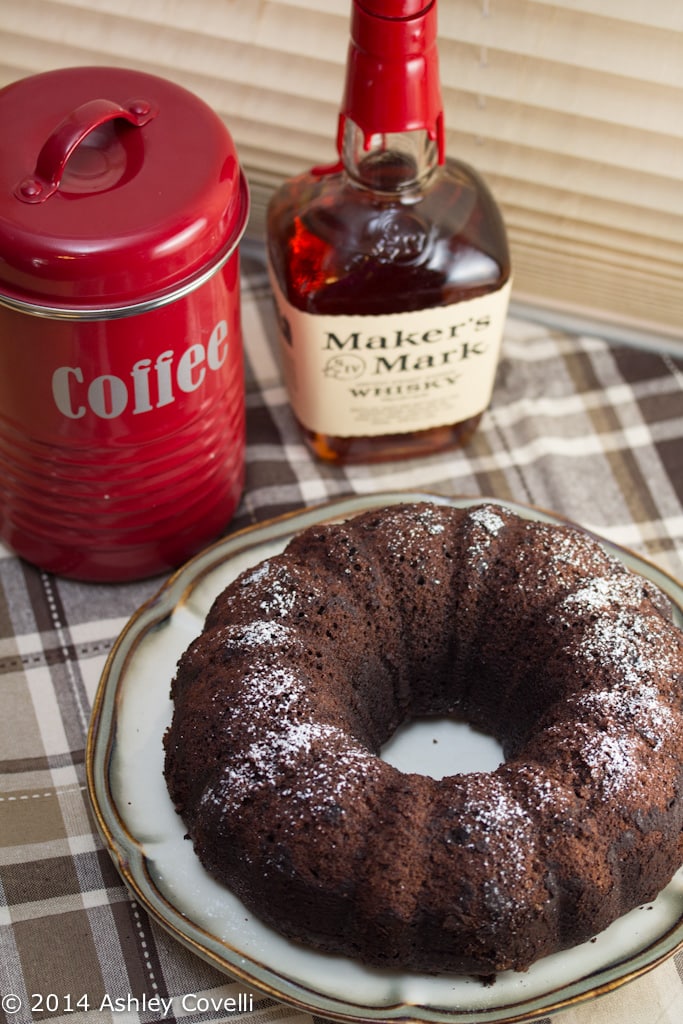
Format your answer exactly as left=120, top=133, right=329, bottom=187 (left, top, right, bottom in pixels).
left=1, top=251, right=682, bottom=1024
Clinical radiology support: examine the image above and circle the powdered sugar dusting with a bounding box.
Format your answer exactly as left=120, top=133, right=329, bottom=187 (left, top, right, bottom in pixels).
left=216, top=620, right=295, bottom=648
left=244, top=721, right=332, bottom=781
left=562, top=573, right=643, bottom=613
left=237, top=561, right=297, bottom=617
left=278, top=733, right=381, bottom=813
left=469, top=506, right=506, bottom=537
left=579, top=729, right=640, bottom=798
left=464, top=505, right=508, bottom=573
left=544, top=527, right=610, bottom=574
left=415, top=504, right=446, bottom=535
left=378, top=504, right=446, bottom=553
left=574, top=684, right=673, bottom=750
left=454, top=775, right=536, bottom=912
left=232, top=666, right=307, bottom=723
left=201, top=721, right=376, bottom=819
left=559, top=602, right=678, bottom=788
left=521, top=769, right=575, bottom=818
left=577, top=610, right=662, bottom=687
left=240, top=561, right=271, bottom=586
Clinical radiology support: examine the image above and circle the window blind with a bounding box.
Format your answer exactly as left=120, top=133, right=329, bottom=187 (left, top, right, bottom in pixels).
left=1, top=0, right=682, bottom=343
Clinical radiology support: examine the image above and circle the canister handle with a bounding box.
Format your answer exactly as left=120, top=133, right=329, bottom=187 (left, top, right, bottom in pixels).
left=14, top=97, right=158, bottom=204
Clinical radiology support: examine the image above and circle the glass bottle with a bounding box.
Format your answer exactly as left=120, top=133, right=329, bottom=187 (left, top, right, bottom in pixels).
left=266, top=0, right=511, bottom=464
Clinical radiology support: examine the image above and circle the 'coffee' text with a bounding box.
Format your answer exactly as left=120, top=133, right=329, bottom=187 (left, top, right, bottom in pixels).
left=52, top=320, right=228, bottom=420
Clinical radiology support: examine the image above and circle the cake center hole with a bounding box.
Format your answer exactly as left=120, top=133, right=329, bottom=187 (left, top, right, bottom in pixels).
left=380, top=717, right=504, bottom=779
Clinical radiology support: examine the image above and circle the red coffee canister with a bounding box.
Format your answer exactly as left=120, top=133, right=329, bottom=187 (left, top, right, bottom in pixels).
left=0, top=66, right=249, bottom=581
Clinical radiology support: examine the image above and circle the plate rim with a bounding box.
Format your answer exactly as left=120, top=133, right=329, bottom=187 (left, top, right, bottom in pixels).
left=86, top=490, right=683, bottom=1024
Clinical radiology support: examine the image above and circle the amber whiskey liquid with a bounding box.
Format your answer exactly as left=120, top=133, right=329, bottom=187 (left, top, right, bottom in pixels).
left=268, top=130, right=511, bottom=463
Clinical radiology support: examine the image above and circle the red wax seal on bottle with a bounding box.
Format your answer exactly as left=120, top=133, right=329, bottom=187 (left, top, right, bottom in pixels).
left=340, top=0, right=445, bottom=160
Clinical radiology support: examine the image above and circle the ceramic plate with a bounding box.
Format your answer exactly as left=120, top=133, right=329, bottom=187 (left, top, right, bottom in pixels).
left=87, top=493, right=683, bottom=1023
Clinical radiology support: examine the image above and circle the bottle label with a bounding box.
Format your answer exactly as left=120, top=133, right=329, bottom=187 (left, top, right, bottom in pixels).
left=268, top=272, right=512, bottom=438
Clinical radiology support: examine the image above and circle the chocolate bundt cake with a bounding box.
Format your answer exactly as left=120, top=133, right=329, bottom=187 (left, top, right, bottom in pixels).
left=164, top=501, right=683, bottom=976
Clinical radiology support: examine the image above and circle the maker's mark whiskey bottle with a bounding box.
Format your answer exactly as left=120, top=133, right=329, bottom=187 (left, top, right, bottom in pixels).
left=267, top=0, right=511, bottom=464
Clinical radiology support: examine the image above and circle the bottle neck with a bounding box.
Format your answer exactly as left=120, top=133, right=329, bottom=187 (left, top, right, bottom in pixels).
left=339, top=0, right=445, bottom=165
left=340, top=118, right=439, bottom=194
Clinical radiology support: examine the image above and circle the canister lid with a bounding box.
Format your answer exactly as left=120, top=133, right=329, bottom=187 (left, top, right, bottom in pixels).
left=0, top=66, right=249, bottom=315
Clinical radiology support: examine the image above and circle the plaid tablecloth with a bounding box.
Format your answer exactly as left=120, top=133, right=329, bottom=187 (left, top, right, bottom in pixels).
left=1, top=250, right=682, bottom=1024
